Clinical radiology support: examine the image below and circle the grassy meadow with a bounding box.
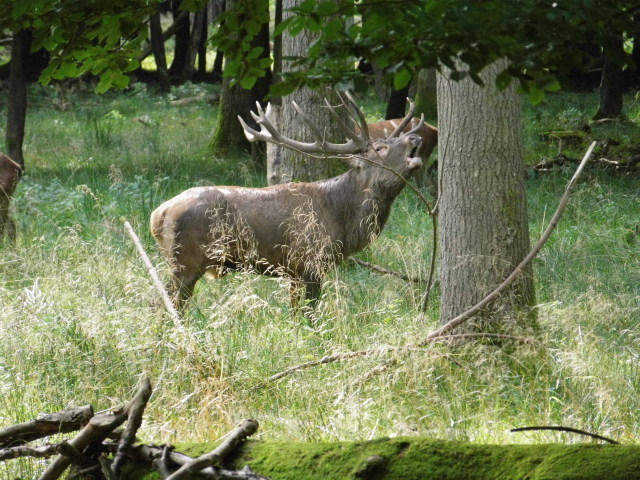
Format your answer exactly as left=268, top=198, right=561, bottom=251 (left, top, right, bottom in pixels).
left=0, top=81, right=639, bottom=476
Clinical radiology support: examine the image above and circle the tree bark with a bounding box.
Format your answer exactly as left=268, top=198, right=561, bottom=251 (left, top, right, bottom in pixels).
left=436, top=58, right=536, bottom=336
left=594, top=32, right=625, bottom=119
left=150, top=12, right=171, bottom=93
left=209, top=0, right=270, bottom=158
left=169, top=0, right=192, bottom=79
left=414, top=68, right=437, bottom=121
left=180, top=7, right=206, bottom=83
left=6, top=29, right=28, bottom=169
left=267, top=0, right=343, bottom=185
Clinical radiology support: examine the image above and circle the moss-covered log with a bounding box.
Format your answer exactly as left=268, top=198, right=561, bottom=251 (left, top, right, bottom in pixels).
left=132, top=437, right=640, bottom=480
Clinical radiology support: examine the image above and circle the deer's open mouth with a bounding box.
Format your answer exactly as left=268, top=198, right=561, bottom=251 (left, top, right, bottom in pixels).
left=406, top=136, right=423, bottom=170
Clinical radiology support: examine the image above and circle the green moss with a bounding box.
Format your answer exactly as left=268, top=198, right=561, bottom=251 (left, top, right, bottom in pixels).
left=126, top=437, right=640, bottom=480
left=132, top=438, right=638, bottom=480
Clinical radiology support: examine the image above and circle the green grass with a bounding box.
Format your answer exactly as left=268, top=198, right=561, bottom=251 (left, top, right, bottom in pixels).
left=0, top=82, right=639, bottom=477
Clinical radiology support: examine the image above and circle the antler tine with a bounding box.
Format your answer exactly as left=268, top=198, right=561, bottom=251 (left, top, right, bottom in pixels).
left=388, top=97, right=416, bottom=138
left=323, top=96, right=367, bottom=148
left=340, top=90, right=370, bottom=141
left=291, top=100, right=326, bottom=141
left=406, top=114, right=425, bottom=135
left=239, top=95, right=370, bottom=155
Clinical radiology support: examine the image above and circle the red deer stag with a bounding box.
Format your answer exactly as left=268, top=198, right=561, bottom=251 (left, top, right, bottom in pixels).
left=0, top=153, right=22, bottom=242
left=150, top=93, right=423, bottom=311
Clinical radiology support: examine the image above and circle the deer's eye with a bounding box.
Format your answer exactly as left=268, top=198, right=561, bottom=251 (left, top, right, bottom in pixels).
left=375, top=145, right=387, bottom=152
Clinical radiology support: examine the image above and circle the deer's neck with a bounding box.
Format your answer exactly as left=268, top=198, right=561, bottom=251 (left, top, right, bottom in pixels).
left=321, top=169, right=399, bottom=255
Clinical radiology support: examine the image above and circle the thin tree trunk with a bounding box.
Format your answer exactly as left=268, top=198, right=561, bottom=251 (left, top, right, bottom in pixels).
left=169, top=0, right=192, bottom=78
left=150, top=12, right=171, bottom=93
left=6, top=29, right=28, bottom=169
left=594, top=32, right=625, bottom=119
left=437, top=58, right=536, bottom=336
left=197, top=6, right=208, bottom=77
left=180, top=8, right=205, bottom=83
left=385, top=82, right=411, bottom=119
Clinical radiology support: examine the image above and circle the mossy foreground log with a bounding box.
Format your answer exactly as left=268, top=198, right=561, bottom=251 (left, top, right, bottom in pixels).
left=134, top=437, right=640, bottom=480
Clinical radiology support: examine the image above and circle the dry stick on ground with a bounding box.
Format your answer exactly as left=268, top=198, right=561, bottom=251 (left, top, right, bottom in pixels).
left=0, top=405, right=94, bottom=448
left=258, top=142, right=597, bottom=387
left=139, top=445, right=270, bottom=480
left=124, top=221, right=186, bottom=333
left=111, top=376, right=153, bottom=476
left=163, top=419, right=260, bottom=480
left=0, top=444, right=64, bottom=461
left=511, top=426, right=620, bottom=445
left=38, top=377, right=153, bottom=480
left=349, top=256, right=423, bottom=283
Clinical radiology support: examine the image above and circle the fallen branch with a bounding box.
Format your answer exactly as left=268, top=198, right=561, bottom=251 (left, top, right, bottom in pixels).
left=0, top=444, right=63, bottom=461
left=124, top=220, right=186, bottom=334
left=0, top=405, right=94, bottom=448
left=257, top=142, right=597, bottom=386
left=164, top=419, right=260, bottom=480
left=111, top=377, right=153, bottom=475
left=349, top=256, right=423, bottom=284
left=38, top=378, right=152, bottom=480
left=511, top=426, right=619, bottom=445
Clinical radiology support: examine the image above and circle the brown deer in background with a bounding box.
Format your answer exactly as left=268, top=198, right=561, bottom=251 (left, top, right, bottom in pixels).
left=0, top=153, right=22, bottom=242
left=150, top=93, right=424, bottom=311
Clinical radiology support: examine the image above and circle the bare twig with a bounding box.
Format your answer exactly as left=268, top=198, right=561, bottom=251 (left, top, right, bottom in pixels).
left=123, top=220, right=186, bottom=334
left=349, top=256, right=423, bottom=283
left=165, top=419, right=259, bottom=480
left=511, top=426, right=619, bottom=444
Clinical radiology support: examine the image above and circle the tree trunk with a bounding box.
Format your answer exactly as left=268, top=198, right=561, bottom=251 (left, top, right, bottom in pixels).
left=267, top=0, right=343, bottom=185
left=209, top=0, right=270, bottom=158
left=414, top=68, right=437, bottom=121
left=197, top=5, right=208, bottom=77
left=6, top=29, right=28, bottom=169
left=150, top=12, right=171, bottom=93
left=436, top=58, right=536, bottom=336
left=169, top=0, right=192, bottom=79
left=594, top=32, right=625, bottom=119
left=385, top=82, right=411, bottom=119
left=180, top=8, right=206, bottom=83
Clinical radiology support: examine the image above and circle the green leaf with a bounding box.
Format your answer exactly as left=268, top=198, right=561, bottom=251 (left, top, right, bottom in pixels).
left=393, top=67, right=412, bottom=90
left=495, top=69, right=512, bottom=91
left=240, top=75, right=257, bottom=89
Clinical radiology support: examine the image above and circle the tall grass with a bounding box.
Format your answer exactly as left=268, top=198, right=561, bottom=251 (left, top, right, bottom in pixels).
left=0, top=82, right=639, bottom=477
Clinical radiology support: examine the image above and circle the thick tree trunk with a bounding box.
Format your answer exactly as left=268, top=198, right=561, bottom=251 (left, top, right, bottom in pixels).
left=267, top=0, right=342, bottom=185
left=594, top=32, right=625, bottom=119
left=6, top=29, right=28, bottom=169
left=209, top=0, right=270, bottom=158
left=150, top=12, right=171, bottom=93
left=436, top=58, right=536, bottom=335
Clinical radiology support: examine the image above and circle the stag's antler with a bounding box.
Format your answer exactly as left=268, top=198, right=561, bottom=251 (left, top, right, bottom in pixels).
left=238, top=92, right=370, bottom=156
left=388, top=98, right=419, bottom=138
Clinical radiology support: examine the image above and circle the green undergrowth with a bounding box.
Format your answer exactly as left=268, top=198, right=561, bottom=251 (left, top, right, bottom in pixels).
left=133, top=438, right=640, bottom=480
